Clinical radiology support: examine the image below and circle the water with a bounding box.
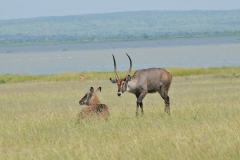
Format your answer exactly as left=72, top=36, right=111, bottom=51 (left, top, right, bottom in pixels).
left=0, top=36, right=240, bottom=75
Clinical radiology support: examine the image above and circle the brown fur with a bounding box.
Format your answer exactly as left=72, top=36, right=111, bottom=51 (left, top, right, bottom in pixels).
left=79, top=104, right=109, bottom=119
left=78, top=87, right=110, bottom=121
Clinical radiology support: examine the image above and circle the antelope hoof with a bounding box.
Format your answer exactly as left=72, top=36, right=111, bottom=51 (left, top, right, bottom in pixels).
left=164, top=107, right=170, bottom=115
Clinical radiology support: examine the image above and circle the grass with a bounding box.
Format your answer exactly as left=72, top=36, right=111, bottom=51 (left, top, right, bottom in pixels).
left=0, top=66, right=240, bottom=84
left=1, top=74, right=240, bottom=159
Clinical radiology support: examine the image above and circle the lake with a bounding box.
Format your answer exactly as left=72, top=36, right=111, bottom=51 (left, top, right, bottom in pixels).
left=0, top=36, right=240, bottom=75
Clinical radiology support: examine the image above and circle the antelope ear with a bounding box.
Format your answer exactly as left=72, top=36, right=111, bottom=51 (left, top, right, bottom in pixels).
left=125, top=75, right=131, bottom=82
left=90, top=87, right=94, bottom=92
left=110, top=78, right=117, bottom=83
left=96, top=87, right=101, bottom=93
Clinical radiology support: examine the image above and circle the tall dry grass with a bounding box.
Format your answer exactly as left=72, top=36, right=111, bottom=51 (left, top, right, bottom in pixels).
left=1, top=75, right=240, bottom=159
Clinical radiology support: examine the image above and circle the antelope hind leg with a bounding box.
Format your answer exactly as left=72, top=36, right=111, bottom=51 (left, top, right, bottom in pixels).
left=164, top=95, right=170, bottom=115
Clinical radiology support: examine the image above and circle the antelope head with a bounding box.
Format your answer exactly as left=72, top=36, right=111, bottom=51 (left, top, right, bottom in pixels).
left=110, top=53, right=132, bottom=97
left=79, top=87, right=101, bottom=105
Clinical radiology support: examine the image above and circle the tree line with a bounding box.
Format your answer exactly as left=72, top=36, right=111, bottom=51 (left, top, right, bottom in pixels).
left=0, top=10, right=240, bottom=45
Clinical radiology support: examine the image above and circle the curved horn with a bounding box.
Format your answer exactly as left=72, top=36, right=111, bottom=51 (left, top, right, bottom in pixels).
left=112, top=54, right=119, bottom=80
left=124, top=53, right=132, bottom=78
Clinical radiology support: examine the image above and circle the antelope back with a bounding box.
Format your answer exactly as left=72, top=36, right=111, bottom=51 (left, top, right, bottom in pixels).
left=79, top=87, right=101, bottom=106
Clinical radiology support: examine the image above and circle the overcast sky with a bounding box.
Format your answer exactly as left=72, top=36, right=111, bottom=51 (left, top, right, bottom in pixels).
left=1, top=0, right=240, bottom=20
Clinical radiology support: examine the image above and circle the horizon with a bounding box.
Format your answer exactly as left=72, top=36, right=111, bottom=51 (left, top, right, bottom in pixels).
left=1, top=0, right=240, bottom=20
left=1, top=9, right=240, bottom=21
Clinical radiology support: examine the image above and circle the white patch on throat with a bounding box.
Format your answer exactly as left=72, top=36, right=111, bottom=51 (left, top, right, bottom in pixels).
left=126, top=85, right=130, bottom=91
left=127, top=80, right=136, bottom=92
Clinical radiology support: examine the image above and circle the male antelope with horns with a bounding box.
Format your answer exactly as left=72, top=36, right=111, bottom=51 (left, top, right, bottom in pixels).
left=110, top=53, right=172, bottom=116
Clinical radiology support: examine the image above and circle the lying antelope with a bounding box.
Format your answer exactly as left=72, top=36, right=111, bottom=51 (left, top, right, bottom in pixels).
left=110, top=53, right=172, bottom=116
left=78, top=87, right=109, bottom=121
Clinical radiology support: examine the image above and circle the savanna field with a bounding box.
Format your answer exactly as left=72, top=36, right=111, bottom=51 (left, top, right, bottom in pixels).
left=1, top=68, right=240, bottom=160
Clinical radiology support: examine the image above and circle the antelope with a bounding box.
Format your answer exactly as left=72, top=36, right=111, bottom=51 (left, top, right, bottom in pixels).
left=79, top=75, right=85, bottom=82
left=109, top=53, right=172, bottom=116
left=78, top=87, right=109, bottom=121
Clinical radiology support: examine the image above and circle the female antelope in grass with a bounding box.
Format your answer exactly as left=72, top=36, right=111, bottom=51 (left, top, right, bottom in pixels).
left=77, top=87, right=109, bottom=122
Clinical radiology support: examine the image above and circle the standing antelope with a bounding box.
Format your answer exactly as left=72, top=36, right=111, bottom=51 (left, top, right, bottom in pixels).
left=78, top=87, right=109, bottom=121
left=109, top=53, right=172, bottom=116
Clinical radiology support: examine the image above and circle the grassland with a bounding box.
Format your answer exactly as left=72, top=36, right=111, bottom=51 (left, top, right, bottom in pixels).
left=1, top=70, right=240, bottom=159
left=1, top=66, right=240, bottom=84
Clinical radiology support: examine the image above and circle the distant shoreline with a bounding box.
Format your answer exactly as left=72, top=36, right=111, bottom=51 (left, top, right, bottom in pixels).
left=1, top=10, right=240, bottom=47
left=1, top=35, right=240, bottom=54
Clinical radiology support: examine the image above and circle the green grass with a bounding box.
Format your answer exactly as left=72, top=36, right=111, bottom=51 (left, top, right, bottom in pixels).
left=168, top=66, right=240, bottom=77
left=1, top=75, right=240, bottom=159
left=1, top=66, right=240, bottom=84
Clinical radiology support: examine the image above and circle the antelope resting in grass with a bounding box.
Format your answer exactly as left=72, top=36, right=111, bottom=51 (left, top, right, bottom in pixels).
left=110, top=53, right=172, bottom=116
left=78, top=87, right=109, bottom=121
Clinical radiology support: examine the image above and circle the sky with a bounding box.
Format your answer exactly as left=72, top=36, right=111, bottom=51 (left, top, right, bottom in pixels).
left=1, top=0, right=240, bottom=20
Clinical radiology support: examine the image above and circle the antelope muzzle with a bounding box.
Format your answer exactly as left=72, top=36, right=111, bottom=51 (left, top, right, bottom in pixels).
left=117, top=92, right=122, bottom=96
left=79, top=100, right=84, bottom=105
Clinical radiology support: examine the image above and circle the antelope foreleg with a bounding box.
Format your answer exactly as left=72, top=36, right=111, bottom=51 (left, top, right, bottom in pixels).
left=139, top=102, right=144, bottom=116
left=136, top=102, right=139, bottom=117
left=135, top=102, right=144, bottom=117
left=136, top=92, right=147, bottom=117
